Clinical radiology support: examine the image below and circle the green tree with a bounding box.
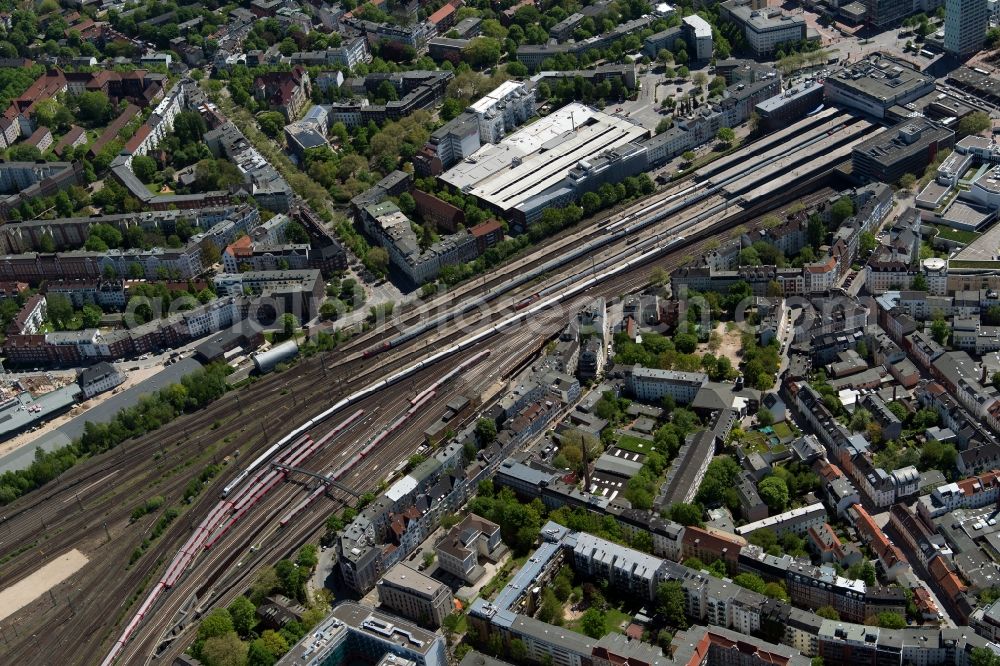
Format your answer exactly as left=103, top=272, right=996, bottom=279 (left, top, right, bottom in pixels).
left=580, top=607, right=606, bottom=638
left=970, top=647, right=1000, bottom=666
left=656, top=581, right=688, bottom=628
left=320, top=300, right=342, bottom=320
left=807, top=214, right=825, bottom=248
left=257, top=111, right=287, bottom=138
left=509, top=638, right=528, bottom=661
left=200, top=631, right=248, bottom=666
left=86, top=223, right=122, bottom=250
left=247, top=639, right=278, bottom=666
left=733, top=572, right=767, bottom=594
left=75, top=91, right=112, bottom=124
left=131, top=155, right=157, bottom=183
left=198, top=608, right=235, bottom=642
left=958, top=111, right=991, bottom=136
left=850, top=408, right=872, bottom=432
left=739, top=247, right=761, bottom=266
left=173, top=111, right=208, bottom=144
left=46, top=293, right=74, bottom=330
left=763, top=582, right=790, bottom=601
left=667, top=502, right=703, bottom=526
left=875, top=612, right=907, bottom=629
left=757, top=476, right=789, bottom=512
left=831, top=196, right=854, bottom=225
left=931, top=315, right=950, bottom=345
left=463, top=37, right=503, bottom=68
left=283, top=221, right=310, bottom=244
left=228, top=596, right=257, bottom=637
left=38, top=232, right=56, bottom=253
left=911, top=272, right=928, bottom=291
left=581, top=191, right=602, bottom=215
left=816, top=606, right=840, bottom=620
left=859, top=231, right=877, bottom=255
left=716, top=127, right=735, bottom=146
left=847, top=560, right=877, bottom=586
left=8, top=144, right=41, bottom=161
left=366, top=246, right=390, bottom=275
left=195, top=158, right=244, bottom=191
left=675, top=332, right=697, bottom=353
left=81, top=304, right=102, bottom=328
left=538, top=588, right=564, bottom=625
left=476, top=418, right=497, bottom=443
left=898, top=173, right=917, bottom=191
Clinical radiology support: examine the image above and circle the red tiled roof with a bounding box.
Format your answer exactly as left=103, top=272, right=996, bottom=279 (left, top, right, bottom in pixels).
left=24, top=126, right=51, bottom=147
left=428, top=1, right=457, bottom=24
left=225, top=235, right=253, bottom=258
left=124, top=124, right=151, bottom=153
left=471, top=219, right=503, bottom=237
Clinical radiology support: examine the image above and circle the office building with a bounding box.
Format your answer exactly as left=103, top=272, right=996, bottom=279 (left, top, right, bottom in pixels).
left=852, top=118, right=955, bottom=184
left=277, top=601, right=447, bottom=666
left=824, top=54, right=936, bottom=119
left=945, top=0, right=988, bottom=58
left=720, top=0, right=808, bottom=56
left=863, top=0, right=912, bottom=28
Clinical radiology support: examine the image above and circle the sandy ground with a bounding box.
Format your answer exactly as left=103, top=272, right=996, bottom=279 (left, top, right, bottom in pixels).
left=0, top=365, right=161, bottom=459
left=0, top=549, right=89, bottom=622
left=696, top=323, right=744, bottom=366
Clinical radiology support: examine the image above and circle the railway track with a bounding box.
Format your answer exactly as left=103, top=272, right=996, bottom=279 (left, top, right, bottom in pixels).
left=1, top=113, right=852, bottom=663
left=335, top=108, right=856, bottom=356
left=127, top=177, right=840, bottom=665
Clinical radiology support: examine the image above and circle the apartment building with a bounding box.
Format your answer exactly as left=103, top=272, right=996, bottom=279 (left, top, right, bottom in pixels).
left=625, top=366, right=709, bottom=404
left=377, top=564, right=454, bottom=628
left=572, top=532, right=663, bottom=601
left=735, top=503, right=827, bottom=539
left=435, top=514, right=504, bottom=584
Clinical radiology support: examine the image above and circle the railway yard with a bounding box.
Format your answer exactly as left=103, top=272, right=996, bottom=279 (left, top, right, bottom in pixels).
left=0, top=109, right=854, bottom=665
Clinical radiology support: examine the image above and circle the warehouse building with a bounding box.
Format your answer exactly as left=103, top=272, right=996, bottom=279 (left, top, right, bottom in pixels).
left=440, top=103, right=648, bottom=226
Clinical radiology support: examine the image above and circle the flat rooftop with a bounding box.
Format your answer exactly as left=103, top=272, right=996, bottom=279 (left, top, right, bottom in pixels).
left=955, top=212, right=1000, bottom=261
left=853, top=118, right=952, bottom=168
left=441, top=103, right=646, bottom=213
left=724, top=1, right=805, bottom=31
left=755, top=80, right=821, bottom=113
left=379, top=563, right=446, bottom=600
left=468, top=80, right=527, bottom=115
left=0, top=384, right=78, bottom=440
left=829, top=54, right=935, bottom=104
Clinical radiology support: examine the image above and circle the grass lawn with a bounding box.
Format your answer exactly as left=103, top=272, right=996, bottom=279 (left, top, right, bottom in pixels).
left=950, top=260, right=1000, bottom=269
left=567, top=606, right=633, bottom=636
left=929, top=224, right=980, bottom=244
left=481, top=567, right=513, bottom=601
left=739, top=430, right=768, bottom=453
left=616, top=433, right=654, bottom=454
left=772, top=422, right=794, bottom=439
left=604, top=607, right=632, bottom=633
